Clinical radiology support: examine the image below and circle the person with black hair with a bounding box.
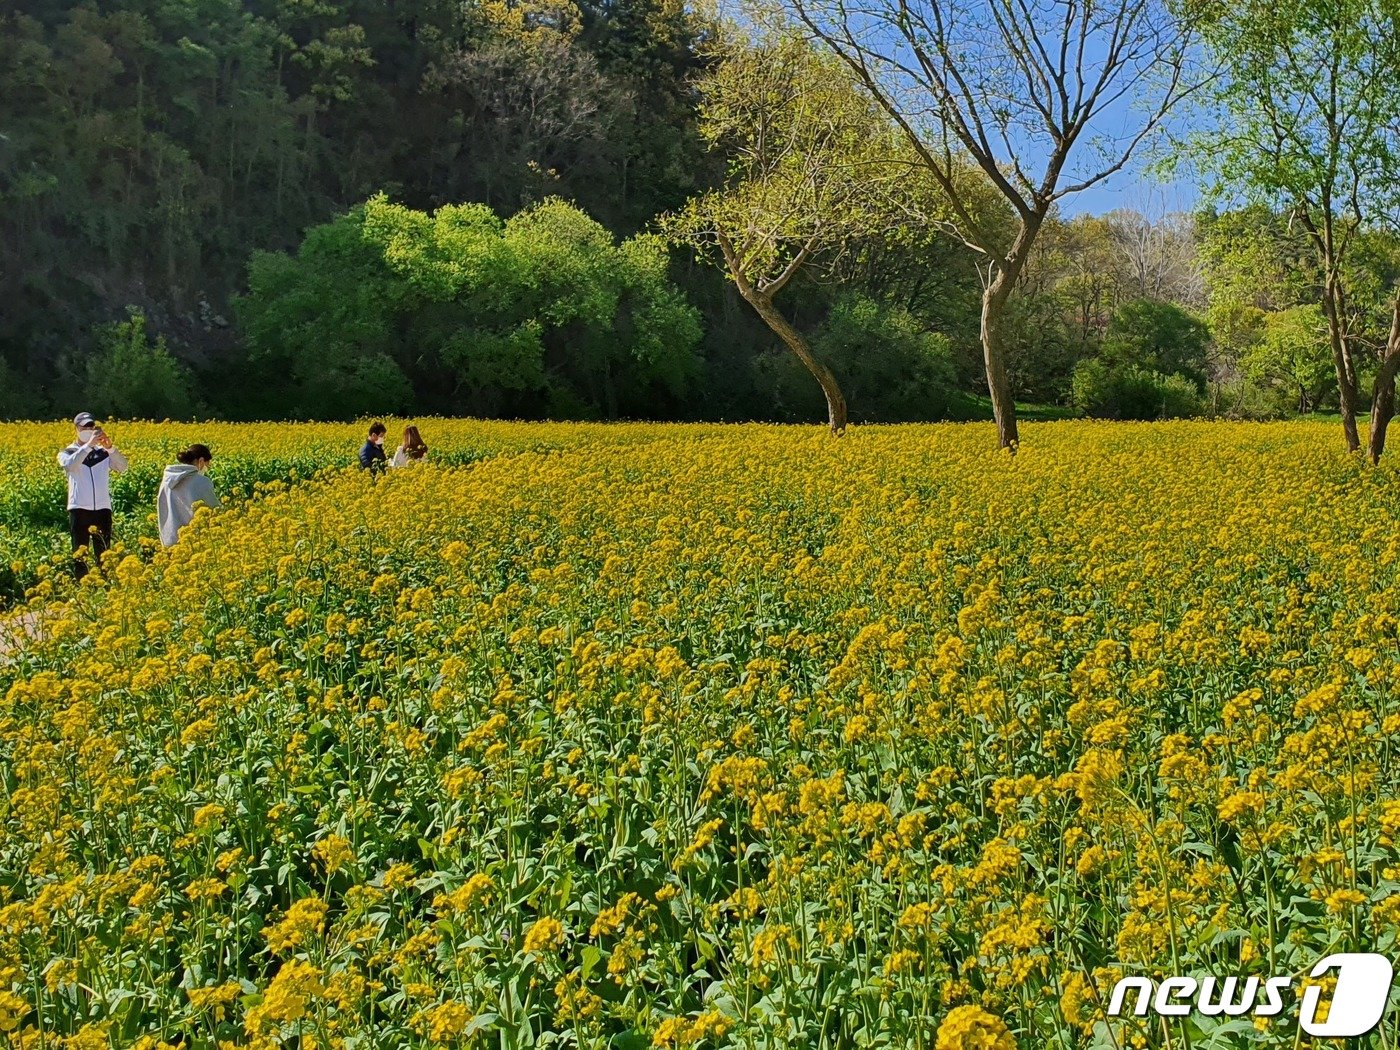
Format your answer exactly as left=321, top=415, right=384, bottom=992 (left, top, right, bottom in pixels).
left=359, top=422, right=388, bottom=474
left=157, top=444, right=221, bottom=547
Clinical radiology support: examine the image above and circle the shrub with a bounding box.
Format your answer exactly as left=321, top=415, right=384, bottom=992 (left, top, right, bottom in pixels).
left=1071, top=360, right=1202, bottom=420
left=236, top=196, right=701, bottom=419
left=84, top=309, right=196, bottom=420
left=1102, top=299, right=1211, bottom=393
left=761, top=294, right=959, bottom=423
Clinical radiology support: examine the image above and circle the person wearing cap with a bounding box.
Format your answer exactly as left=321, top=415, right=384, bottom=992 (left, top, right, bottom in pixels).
left=57, top=412, right=129, bottom=578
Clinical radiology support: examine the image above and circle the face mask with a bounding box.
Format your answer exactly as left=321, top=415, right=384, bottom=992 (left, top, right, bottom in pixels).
left=78, top=429, right=95, bottom=443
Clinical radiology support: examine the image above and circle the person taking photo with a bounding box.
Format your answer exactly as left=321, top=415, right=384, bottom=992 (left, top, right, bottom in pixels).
left=57, top=411, right=128, bottom=578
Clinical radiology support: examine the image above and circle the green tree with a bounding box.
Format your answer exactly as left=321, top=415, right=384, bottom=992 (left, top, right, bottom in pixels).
left=0, top=0, right=716, bottom=410
left=790, top=0, right=1200, bottom=448
left=1203, top=300, right=1266, bottom=413
left=663, top=24, right=907, bottom=433
left=1190, top=0, right=1400, bottom=459
left=364, top=194, right=701, bottom=416
left=1101, top=300, right=1211, bottom=393
left=239, top=209, right=415, bottom=419
left=760, top=293, right=959, bottom=422
left=0, top=360, right=34, bottom=421
left=1000, top=293, right=1082, bottom=405
left=0, top=1, right=347, bottom=370
left=237, top=195, right=700, bottom=418
left=1196, top=206, right=1315, bottom=314
left=1243, top=305, right=1334, bottom=413
left=1205, top=301, right=1266, bottom=363
left=1070, top=361, right=1202, bottom=420
left=1050, top=216, right=1123, bottom=348
left=85, top=308, right=196, bottom=420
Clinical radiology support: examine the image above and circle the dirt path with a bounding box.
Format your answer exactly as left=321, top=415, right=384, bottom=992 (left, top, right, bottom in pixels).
left=0, top=609, right=42, bottom=664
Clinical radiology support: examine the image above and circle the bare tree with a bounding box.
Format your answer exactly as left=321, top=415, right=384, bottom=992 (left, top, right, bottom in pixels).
left=786, top=0, right=1200, bottom=447
left=1108, top=208, right=1204, bottom=307
left=424, top=33, right=632, bottom=212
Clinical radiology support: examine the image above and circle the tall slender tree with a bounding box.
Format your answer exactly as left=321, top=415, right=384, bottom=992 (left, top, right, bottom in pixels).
left=1189, top=0, right=1400, bottom=460
left=663, top=25, right=909, bottom=433
left=786, top=0, right=1199, bottom=446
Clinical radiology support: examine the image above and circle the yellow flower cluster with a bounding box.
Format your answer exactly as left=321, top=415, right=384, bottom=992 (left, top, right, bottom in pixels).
left=524, top=916, right=567, bottom=956
left=936, top=1004, right=1017, bottom=1049
left=0, top=417, right=709, bottom=603
left=652, top=1009, right=732, bottom=1047
left=1, top=418, right=1399, bottom=1048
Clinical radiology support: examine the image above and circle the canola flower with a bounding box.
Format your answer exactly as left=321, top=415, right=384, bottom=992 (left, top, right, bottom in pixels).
left=0, top=418, right=711, bottom=604
left=1, top=419, right=1399, bottom=1047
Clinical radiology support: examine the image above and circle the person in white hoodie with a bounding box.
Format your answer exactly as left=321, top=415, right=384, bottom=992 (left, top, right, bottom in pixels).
left=157, top=444, right=222, bottom=547
left=57, top=411, right=129, bottom=578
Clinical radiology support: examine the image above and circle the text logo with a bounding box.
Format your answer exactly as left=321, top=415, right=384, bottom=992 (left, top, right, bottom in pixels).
left=1107, top=953, right=1394, bottom=1037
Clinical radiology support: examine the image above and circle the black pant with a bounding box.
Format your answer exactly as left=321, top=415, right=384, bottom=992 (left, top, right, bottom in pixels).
left=69, top=508, right=113, bottom=579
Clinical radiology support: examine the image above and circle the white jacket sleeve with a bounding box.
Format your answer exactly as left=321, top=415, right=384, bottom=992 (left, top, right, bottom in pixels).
left=106, top=447, right=129, bottom=472
left=57, top=439, right=97, bottom=470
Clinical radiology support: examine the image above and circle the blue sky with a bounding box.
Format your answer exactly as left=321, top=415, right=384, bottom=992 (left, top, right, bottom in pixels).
left=1053, top=81, right=1209, bottom=217
left=734, top=0, right=1217, bottom=220
left=1061, top=168, right=1199, bottom=218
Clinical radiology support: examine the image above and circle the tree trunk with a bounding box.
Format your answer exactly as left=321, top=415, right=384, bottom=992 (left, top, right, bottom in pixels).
left=744, top=288, right=848, bottom=434
left=1321, top=272, right=1361, bottom=452
left=981, top=269, right=1020, bottom=449
left=1367, top=297, right=1400, bottom=464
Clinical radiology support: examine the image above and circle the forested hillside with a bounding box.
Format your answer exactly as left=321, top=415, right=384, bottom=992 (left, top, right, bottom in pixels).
left=0, top=0, right=732, bottom=416
left=3, top=0, right=1396, bottom=425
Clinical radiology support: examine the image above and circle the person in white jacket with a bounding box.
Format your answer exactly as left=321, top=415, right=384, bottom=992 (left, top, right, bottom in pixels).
left=57, top=412, right=129, bottom=578
left=157, top=444, right=222, bottom=547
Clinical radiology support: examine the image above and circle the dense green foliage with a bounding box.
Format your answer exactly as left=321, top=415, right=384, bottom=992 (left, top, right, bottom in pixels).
left=761, top=294, right=963, bottom=423
left=1100, top=299, right=1211, bottom=392
left=1, top=0, right=1000, bottom=425
left=235, top=196, right=701, bottom=420
left=1070, top=299, right=1210, bottom=420
left=1187, top=0, right=1400, bottom=457
left=0, top=0, right=717, bottom=416
left=1244, top=306, right=1335, bottom=414
left=4, top=0, right=1399, bottom=426
left=1070, top=361, right=1202, bottom=420
left=85, top=309, right=197, bottom=421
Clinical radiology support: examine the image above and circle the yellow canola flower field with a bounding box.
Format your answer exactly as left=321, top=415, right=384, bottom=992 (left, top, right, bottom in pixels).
left=2, top=419, right=1400, bottom=1048
left=0, top=419, right=700, bottom=600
